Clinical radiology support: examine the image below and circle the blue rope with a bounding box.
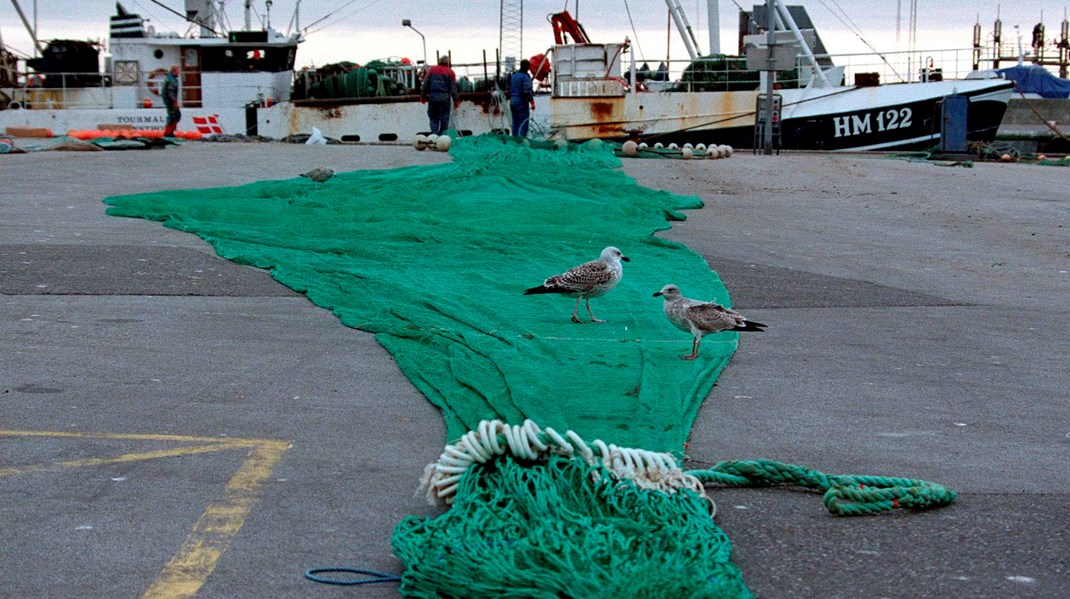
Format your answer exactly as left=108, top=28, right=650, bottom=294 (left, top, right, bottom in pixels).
left=304, top=567, right=401, bottom=586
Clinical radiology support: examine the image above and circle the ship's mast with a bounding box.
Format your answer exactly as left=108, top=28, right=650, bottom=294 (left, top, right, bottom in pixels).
left=664, top=0, right=701, bottom=59
left=8, top=0, right=43, bottom=54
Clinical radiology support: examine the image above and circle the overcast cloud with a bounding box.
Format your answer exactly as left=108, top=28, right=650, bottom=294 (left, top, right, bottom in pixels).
left=2, top=1, right=1065, bottom=68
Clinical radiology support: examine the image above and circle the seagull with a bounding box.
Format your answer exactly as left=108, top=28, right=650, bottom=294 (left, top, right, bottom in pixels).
left=653, top=284, right=766, bottom=360
left=299, top=167, right=335, bottom=182
left=524, top=246, right=630, bottom=323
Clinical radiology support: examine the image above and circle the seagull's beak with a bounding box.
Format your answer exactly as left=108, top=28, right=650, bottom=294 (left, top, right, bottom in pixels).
left=621, top=256, right=630, bottom=262
left=653, top=291, right=663, bottom=297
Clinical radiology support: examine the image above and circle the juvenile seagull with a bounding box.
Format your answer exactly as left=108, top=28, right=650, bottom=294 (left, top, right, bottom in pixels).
left=654, top=284, right=767, bottom=360
left=299, top=167, right=335, bottom=182
left=524, top=246, right=630, bottom=323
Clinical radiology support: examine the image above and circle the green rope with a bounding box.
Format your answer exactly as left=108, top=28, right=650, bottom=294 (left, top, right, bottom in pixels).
left=688, top=459, right=957, bottom=516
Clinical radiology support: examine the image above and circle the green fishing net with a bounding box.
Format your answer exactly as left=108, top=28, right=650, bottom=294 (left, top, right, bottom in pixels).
left=106, top=134, right=751, bottom=596
left=104, top=134, right=739, bottom=455
left=393, top=452, right=751, bottom=599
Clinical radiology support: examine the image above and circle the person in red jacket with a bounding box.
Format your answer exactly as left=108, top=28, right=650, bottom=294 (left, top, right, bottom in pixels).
left=420, top=56, right=459, bottom=136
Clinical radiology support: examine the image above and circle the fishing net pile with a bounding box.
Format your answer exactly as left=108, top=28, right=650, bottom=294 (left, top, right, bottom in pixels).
left=105, top=135, right=955, bottom=598
left=104, top=135, right=736, bottom=454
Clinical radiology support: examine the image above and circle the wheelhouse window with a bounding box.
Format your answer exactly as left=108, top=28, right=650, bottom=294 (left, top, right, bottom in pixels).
left=199, top=46, right=295, bottom=73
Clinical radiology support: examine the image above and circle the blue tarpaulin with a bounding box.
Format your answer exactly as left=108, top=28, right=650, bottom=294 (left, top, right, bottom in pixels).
left=997, top=65, right=1070, bottom=99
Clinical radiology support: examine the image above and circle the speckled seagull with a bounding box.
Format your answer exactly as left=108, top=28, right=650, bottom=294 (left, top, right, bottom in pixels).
left=524, top=246, right=630, bottom=323
left=653, top=284, right=767, bottom=360
left=299, top=167, right=335, bottom=182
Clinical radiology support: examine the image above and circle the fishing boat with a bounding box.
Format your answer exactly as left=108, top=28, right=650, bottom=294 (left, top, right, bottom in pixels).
left=0, top=0, right=1016, bottom=151
left=0, top=0, right=298, bottom=138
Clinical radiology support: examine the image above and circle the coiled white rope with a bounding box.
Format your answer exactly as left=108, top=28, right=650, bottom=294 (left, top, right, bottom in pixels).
left=419, top=419, right=712, bottom=514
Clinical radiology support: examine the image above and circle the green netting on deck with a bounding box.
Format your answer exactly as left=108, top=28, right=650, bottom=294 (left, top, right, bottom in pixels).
left=103, top=135, right=737, bottom=454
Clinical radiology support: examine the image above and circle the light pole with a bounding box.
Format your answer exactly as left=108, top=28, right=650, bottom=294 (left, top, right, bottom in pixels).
left=402, top=19, right=427, bottom=66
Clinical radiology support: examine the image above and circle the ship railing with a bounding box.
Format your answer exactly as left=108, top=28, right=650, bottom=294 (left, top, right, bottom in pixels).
left=586, top=47, right=987, bottom=94
left=809, top=48, right=982, bottom=86
left=977, top=40, right=1070, bottom=70
left=2, top=69, right=287, bottom=110
left=4, top=71, right=113, bottom=109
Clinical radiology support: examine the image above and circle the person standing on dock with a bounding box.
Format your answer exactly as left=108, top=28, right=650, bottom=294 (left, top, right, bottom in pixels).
left=421, top=56, right=459, bottom=136
left=161, top=64, right=181, bottom=137
left=510, top=59, right=535, bottom=138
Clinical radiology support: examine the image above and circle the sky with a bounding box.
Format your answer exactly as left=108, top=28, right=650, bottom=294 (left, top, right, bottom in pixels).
left=2, top=1, right=1067, bottom=73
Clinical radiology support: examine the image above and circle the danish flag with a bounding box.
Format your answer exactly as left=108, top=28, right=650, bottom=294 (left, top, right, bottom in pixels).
left=192, top=114, right=224, bottom=135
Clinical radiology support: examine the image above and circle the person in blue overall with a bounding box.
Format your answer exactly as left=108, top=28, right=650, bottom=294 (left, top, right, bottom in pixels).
left=509, top=59, right=535, bottom=138
left=161, top=64, right=181, bottom=137
left=420, top=56, right=459, bottom=136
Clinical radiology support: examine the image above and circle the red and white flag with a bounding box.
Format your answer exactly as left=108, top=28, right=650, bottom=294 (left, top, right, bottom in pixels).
left=192, top=114, right=224, bottom=135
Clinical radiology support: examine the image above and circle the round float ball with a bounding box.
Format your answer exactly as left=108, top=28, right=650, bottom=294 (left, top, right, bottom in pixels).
left=638, top=142, right=648, bottom=149
left=681, top=147, right=694, bottom=160
left=1037, top=154, right=1048, bottom=161
left=694, top=143, right=706, bottom=152
left=585, top=138, right=603, bottom=150
left=709, top=148, right=722, bottom=159
left=413, top=134, right=428, bottom=151
left=683, top=143, right=693, bottom=150
left=653, top=142, right=664, bottom=149
left=622, top=140, right=639, bottom=157
left=1000, top=153, right=1012, bottom=162
left=427, top=134, right=438, bottom=145
left=668, top=143, right=679, bottom=150
left=435, top=135, right=452, bottom=151
left=723, top=145, right=734, bottom=157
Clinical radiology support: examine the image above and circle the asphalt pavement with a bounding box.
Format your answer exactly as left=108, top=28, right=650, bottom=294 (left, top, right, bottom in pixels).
left=1, top=141, right=1067, bottom=598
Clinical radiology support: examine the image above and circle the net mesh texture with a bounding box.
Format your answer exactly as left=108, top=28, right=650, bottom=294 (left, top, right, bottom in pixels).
left=104, top=134, right=752, bottom=597
left=104, top=135, right=740, bottom=455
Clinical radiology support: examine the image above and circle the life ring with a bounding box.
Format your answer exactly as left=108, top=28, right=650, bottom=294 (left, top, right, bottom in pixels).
left=146, top=68, right=168, bottom=96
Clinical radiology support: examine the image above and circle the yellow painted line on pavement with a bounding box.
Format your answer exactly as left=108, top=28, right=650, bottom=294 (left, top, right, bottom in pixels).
left=0, top=444, right=235, bottom=477
left=141, top=440, right=291, bottom=599
left=0, top=429, right=267, bottom=446
left=0, top=430, right=291, bottom=599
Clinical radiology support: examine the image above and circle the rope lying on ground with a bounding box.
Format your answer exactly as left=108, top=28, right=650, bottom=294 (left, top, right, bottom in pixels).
left=420, top=418, right=707, bottom=507
left=421, top=419, right=957, bottom=517
left=689, top=458, right=957, bottom=516
left=311, top=420, right=959, bottom=595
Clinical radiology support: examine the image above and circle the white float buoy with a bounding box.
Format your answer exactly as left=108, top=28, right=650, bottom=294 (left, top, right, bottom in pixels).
left=668, top=143, right=679, bottom=150
left=654, top=142, right=664, bottom=149
left=622, top=140, right=639, bottom=157
left=638, top=142, right=648, bottom=149
left=435, top=135, right=452, bottom=151
left=681, top=147, right=694, bottom=160
left=695, top=143, right=707, bottom=152
left=413, top=134, right=428, bottom=151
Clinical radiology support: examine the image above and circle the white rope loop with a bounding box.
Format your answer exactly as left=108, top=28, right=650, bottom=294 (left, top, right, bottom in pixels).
left=420, top=419, right=709, bottom=507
